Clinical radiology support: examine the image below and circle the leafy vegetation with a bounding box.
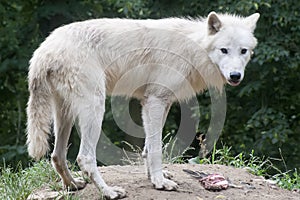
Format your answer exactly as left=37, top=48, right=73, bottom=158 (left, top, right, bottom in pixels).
left=0, top=0, right=299, bottom=185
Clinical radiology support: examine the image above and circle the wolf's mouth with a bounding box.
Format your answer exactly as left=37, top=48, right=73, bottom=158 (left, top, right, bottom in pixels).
left=228, top=80, right=241, bottom=86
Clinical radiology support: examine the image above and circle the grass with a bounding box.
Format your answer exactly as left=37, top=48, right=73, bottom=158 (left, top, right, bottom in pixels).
left=1, top=141, right=299, bottom=199
left=121, top=132, right=193, bottom=165
left=190, top=145, right=272, bottom=176
left=275, top=169, right=300, bottom=191
left=0, top=159, right=81, bottom=200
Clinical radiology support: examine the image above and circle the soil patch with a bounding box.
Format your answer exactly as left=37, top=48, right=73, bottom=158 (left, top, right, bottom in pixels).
left=28, top=164, right=300, bottom=200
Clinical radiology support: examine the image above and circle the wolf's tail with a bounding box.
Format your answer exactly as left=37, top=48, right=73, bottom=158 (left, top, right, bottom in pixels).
left=26, top=58, right=53, bottom=160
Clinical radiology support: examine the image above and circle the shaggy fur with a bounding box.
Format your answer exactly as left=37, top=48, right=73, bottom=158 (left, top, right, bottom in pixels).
left=26, top=12, right=259, bottom=199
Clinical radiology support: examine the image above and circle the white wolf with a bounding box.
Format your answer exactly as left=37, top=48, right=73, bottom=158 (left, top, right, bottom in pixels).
left=26, top=12, right=259, bottom=199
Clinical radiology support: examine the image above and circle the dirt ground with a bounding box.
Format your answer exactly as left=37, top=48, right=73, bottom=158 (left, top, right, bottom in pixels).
left=29, top=164, right=300, bottom=200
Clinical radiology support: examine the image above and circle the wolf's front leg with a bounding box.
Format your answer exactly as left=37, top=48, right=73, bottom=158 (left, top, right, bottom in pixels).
left=142, top=96, right=178, bottom=190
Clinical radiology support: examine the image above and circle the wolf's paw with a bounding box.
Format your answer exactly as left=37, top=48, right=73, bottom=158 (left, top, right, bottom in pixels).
left=152, top=176, right=178, bottom=191
left=72, top=177, right=86, bottom=190
left=162, top=170, right=173, bottom=179
left=103, top=186, right=126, bottom=199
left=64, top=177, right=86, bottom=191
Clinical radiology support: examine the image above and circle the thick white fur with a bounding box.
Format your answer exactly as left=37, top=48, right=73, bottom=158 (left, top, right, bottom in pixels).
left=26, top=12, right=259, bottom=199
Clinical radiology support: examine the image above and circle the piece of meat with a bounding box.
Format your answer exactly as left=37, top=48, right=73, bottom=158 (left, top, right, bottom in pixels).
left=183, top=169, right=229, bottom=191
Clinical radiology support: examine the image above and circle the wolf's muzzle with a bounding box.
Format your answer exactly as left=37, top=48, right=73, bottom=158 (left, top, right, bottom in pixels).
left=228, top=72, right=241, bottom=86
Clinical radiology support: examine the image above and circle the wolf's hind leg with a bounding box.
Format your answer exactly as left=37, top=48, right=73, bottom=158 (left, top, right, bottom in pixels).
left=76, top=87, right=126, bottom=199
left=51, top=95, right=86, bottom=190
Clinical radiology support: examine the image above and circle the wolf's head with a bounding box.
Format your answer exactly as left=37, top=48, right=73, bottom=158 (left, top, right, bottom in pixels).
left=206, top=12, right=260, bottom=86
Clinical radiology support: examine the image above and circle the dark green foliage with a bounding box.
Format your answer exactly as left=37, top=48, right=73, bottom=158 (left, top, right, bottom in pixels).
left=219, top=0, right=300, bottom=171
left=0, top=0, right=299, bottom=173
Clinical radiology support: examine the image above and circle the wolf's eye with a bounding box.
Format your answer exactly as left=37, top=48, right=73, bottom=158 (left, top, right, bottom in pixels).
left=241, top=48, right=248, bottom=54
left=220, top=48, right=228, bottom=54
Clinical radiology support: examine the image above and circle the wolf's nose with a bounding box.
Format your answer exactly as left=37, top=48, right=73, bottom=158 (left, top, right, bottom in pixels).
left=229, top=72, right=241, bottom=82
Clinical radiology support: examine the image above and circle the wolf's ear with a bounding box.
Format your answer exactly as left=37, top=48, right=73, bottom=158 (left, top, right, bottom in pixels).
left=208, top=12, right=222, bottom=35
left=245, top=13, right=260, bottom=32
